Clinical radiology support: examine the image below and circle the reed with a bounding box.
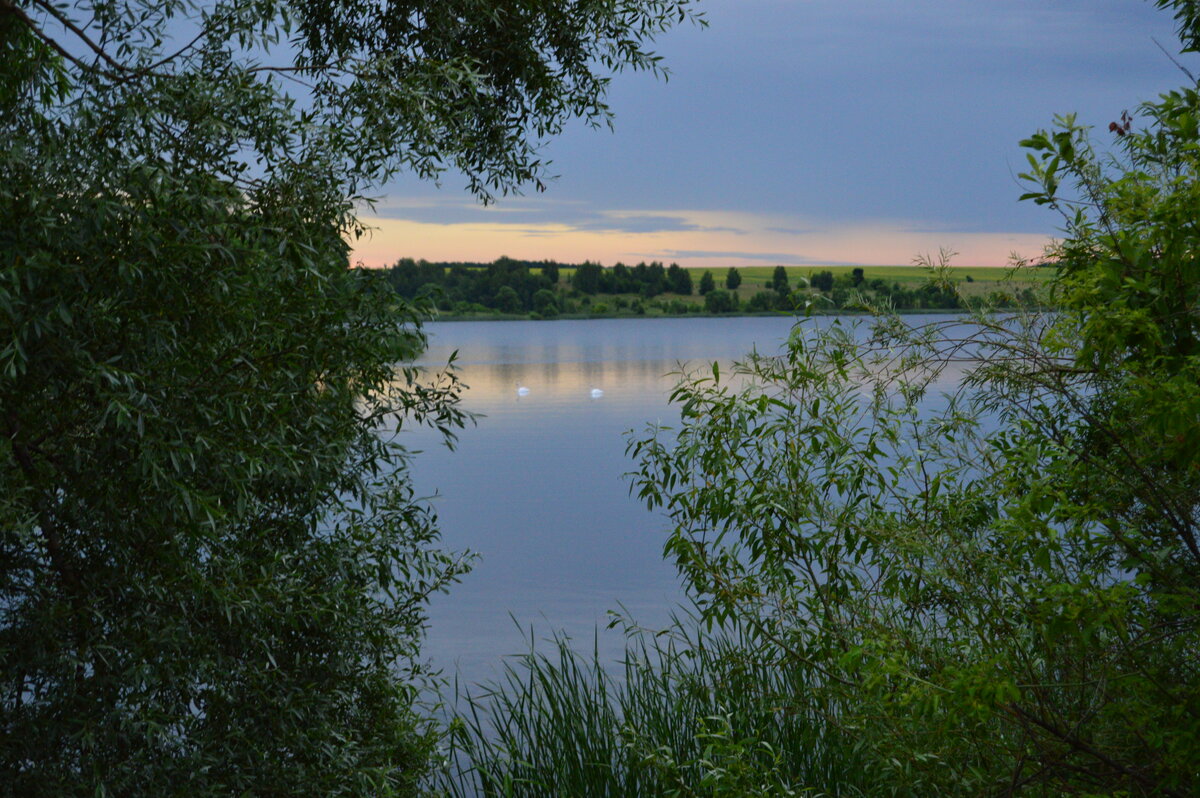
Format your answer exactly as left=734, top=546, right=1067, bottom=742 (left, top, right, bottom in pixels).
left=430, top=617, right=871, bottom=797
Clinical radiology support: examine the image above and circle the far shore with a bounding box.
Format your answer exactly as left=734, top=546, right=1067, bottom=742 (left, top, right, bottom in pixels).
left=423, top=305, right=1035, bottom=323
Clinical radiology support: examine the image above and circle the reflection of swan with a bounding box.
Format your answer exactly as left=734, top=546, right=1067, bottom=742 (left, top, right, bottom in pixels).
left=515, top=382, right=530, bottom=396
left=589, top=387, right=604, bottom=399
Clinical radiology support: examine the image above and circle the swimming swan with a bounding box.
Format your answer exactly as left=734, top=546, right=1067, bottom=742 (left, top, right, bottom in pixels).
left=515, top=382, right=530, bottom=396
left=589, top=388, right=604, bottom=398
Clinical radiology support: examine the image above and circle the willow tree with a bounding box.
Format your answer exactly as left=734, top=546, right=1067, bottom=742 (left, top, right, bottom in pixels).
left=0, top=0, right=699, bottom=794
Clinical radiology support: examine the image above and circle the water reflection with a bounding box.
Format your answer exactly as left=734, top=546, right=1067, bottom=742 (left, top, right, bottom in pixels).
left=405, top=315, right=972, bottom=686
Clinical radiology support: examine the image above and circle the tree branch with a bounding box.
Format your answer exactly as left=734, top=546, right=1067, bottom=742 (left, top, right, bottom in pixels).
left=1, top=0, right=118, bottom=79
left=26, top=0, right=131, bottom=74
left=1005, top=702, right=1184, bottom=797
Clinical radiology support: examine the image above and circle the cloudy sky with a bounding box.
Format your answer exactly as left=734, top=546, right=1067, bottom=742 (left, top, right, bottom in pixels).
left=351, top=0, right=1185, bottom=270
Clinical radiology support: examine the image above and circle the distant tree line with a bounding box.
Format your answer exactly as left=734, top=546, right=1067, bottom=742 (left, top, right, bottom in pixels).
left=744, top=266, right=968, bottom=313
left=384, top=257, right=564, bottom=316
left=383, top=257, right=709, bottom=316
left=570, top=261, right=695, bottom=296
left=384, top=257, right=995, bottom=317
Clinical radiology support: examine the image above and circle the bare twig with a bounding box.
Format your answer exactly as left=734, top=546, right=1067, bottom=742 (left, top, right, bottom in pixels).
left=1153, top=36, right=1197, bottom=83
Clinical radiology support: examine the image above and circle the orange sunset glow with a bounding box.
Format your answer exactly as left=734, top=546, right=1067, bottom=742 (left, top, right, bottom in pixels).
left=350, top=208, right=1051, bottom=271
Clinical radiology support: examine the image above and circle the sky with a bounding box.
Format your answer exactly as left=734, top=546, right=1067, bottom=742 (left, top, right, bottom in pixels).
left=350, top=0, right=1186, bottom=271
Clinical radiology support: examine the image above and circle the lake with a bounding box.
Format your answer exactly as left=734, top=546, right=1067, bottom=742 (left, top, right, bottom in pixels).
left=404, top=315, right=965, bottom=687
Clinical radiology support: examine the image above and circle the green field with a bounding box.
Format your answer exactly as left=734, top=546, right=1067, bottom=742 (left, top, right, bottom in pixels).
left=732, top=264, right=1049, bottom=285
left=732, top=264, right=1047, bottom=300
left=553, top=263, right=1047, bottom=305
left=559, top=264, right=1047, bottom=283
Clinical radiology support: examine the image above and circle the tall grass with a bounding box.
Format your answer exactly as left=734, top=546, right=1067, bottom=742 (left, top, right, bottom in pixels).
left=429, top=616, right=872, bottom=797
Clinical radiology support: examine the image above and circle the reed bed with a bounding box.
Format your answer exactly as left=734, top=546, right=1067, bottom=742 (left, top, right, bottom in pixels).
left=430, top=618, right=871, bottom=797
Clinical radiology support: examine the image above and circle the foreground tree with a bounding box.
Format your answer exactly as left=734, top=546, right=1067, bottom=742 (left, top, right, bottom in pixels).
left=0, top=0, right=698, bottom=793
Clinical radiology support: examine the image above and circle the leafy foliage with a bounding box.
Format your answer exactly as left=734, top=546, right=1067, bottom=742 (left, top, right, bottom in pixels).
left=702, top=289, right=736, bottom=314
left=437, top=5, right=1200, bottom=796
left=621, top=8, right=1200, bottom=791
left=0, top=112, right=471, bottom=795
left=0, top=0, right=699, bottom=793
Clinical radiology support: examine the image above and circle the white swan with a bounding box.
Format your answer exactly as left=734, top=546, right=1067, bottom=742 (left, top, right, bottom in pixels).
left=589, top=387, right=604, bottom=399
left=515, top=382, right=530, bottom=396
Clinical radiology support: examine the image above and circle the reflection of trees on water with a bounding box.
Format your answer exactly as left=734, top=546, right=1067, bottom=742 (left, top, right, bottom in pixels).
left=412, top=316, right=978, bottom=404
left=471, top=359, right=686, bottom=401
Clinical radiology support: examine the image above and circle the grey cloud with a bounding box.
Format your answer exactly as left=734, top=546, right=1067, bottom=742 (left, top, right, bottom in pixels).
left=656, top=250, right=856, bottom=266
left=370, top=202, right=748, bottom=236
left=765, top=226, right=826, bottom=236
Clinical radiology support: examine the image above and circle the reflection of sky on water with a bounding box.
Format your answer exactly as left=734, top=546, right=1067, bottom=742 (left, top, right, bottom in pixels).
left=403, top=315, right=972, bottom=688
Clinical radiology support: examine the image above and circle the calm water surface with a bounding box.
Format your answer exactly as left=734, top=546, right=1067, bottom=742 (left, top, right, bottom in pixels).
left=404, top=315, right=962, bottom=686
